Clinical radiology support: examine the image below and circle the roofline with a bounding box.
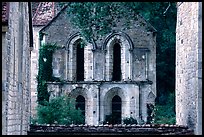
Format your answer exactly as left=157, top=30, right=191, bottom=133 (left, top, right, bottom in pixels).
left=138, top=14, right=157, bottom=33
left=40, top=4, right=68, bottom=33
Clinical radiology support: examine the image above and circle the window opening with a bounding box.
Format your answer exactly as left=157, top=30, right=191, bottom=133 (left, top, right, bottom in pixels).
left=112, top=43, right=121, bottom=81
left=76, top=43, right=84, bottom=81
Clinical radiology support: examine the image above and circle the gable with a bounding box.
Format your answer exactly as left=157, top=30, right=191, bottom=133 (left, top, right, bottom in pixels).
left=40, top=5, right=69, bottom=32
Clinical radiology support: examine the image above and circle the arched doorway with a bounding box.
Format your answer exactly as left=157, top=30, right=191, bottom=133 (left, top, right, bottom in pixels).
left=112, top=43, right=121, bottom=81
left=112, top=95, right=122, bottom=124
left=76, top=95, right=85, bottom=117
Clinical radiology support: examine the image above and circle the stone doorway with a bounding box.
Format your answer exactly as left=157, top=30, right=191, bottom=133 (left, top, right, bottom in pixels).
left=112, top=95, right=122, bottom=124
left=76, top=95, right=85, bottom=117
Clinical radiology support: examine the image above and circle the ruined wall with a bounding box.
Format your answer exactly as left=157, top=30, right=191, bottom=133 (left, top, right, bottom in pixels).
left=28, top=124, right=194, bottom=135
left=2, top=2, right=31, bottom=135
left=40, top=8, right=156, bottom=86
left=176, top=2, right=202, bottom=135
left=41, top=6, right=156, bottom=125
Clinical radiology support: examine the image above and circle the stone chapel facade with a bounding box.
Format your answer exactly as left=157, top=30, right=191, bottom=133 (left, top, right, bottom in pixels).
left=38, top=5, right=157, bottom=125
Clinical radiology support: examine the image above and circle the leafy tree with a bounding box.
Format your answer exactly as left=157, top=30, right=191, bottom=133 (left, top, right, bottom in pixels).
left=33, top=95, right=85, bottom=125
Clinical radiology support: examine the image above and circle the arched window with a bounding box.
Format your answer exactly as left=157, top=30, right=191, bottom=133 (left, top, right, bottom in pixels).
left=76, top=95, right=85, bottom=117
left=112, top=43, right=121, bottom=81
left=112, top=95, right=122, bottom=124
left=104, top=32, right=133, bottom=81
left=76, top=43, right=84, bottom=81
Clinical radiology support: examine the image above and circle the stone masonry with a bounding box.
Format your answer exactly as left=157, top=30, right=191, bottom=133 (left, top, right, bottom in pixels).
left=30, top=26, right=42, bottom=119
left=2, top=2, right=32, bottom=135
left=40, top=5, right=157, bottom=125
left=176, top=2, right=202, bottom=135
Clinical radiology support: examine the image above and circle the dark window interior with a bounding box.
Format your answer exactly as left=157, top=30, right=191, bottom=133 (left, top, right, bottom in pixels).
left=112, top=43, right=121, bottom=81
left=112, top=95, right=122, bottom=124
left=76, top=95, right=85, bottom=117
left=76, top=43, right=84, bottom=81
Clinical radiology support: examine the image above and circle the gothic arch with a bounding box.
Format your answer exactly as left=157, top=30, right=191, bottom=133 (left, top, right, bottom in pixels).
left=103, top=32, right=133, bottom=81
left=103, top=87, right=128, bottom=123
left=66, top=32, right=94, bottom=81
left=69, top=87, right=89, bottom=124
left=76, top=95, right=85, bottom=118
left=146, top=92, right=156, bottom=104
left=102, top=32, right=133, bottom=51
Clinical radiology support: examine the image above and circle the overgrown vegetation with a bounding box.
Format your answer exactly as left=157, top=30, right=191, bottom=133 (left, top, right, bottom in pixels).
left=31, top=96, right=85, bottom=125
left=123, top=117, right=138, bottom=125
left=37, top=43, right=61, bottom=105
left=153, top=92, right=176, bottom=124
left=103, top=114, right=120, bottom=124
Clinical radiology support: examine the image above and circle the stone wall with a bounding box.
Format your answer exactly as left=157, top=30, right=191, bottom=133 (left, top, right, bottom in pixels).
left=2, top=2, right=32, bottom=135
left=176, top=2, right=202, bottom=135
left=47, top=81, right=153, bottom=125
left=30, top=26, right=43, bottom=118
left=28, top=124, right=194, bottom=135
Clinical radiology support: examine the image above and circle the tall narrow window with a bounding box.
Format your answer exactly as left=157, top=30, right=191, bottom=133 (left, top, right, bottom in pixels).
left=112, top=95, right=122, bottom=124
left=76, top=43, right=84, bottom=81
left=76, top=95, right=85, bottom=117
left=112, top=43, right=121, bottom=81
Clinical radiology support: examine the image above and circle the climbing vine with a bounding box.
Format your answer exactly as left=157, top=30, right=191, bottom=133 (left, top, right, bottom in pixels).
left=37, top=43, right=60, bottom=105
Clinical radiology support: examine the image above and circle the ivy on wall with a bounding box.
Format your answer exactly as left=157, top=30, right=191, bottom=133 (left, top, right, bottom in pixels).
left=37, top=43, right=60, bottom=105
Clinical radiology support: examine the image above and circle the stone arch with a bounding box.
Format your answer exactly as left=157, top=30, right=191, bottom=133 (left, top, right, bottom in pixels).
left=68, top=87, right=89, bottom=124
left=103, top=32, right=133, bottom=81
left=66, top=32, right=94, bottom=81
left=76, top=95, right=85, bottom=117
left=103, top=87, right=128, bottom=123
left=102, top=32, right=133, bottom=50
left=146, top=92, right=156, bottom=124
left=146, top=92, right=156, bottom=104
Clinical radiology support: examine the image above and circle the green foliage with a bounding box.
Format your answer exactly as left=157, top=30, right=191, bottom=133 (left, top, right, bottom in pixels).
left=33, top=96, right=85, bottom=125
left=123, top=117, right=138, bottom=125
left=146, top=103, right=155, bottom=124
left=153, top=92, right=176, bottom=124
left=60, top=2, right=150, bottom=43
left=37, top=43, right=60, bottom=105
left=103, top=114, right=121, bottom=124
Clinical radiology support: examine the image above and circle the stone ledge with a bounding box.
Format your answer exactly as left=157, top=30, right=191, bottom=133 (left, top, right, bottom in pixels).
left=46, top=80, right=153, bottom=85
left=28, top=124, right=194, bottom=135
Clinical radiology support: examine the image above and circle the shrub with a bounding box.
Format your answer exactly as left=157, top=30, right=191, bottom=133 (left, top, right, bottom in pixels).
left=103, top=114, right=121, bottom=124
left=34, top=96, right=85, bottom=125
left=153, top=92, right=176, bottom=124
left=123, top=117, right=138, bottom=125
